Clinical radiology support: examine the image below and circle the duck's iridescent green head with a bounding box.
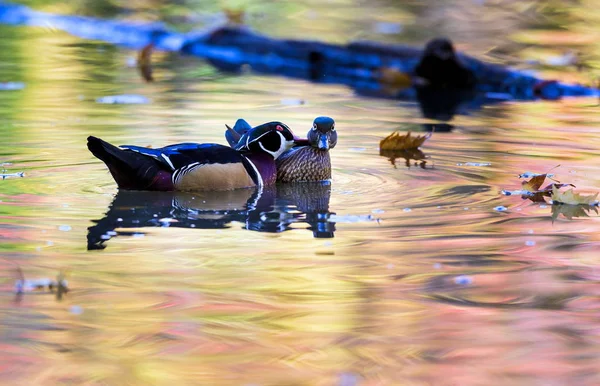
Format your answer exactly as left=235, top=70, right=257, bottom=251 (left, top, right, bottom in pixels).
left=307, top=116, right=337, bottom=151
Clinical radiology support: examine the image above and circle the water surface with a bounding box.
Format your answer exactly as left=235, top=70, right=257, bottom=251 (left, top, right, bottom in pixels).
left=2, top=1, right=600, bottom=385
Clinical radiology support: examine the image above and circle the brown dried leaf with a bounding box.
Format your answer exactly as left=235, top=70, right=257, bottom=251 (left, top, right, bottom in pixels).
left=138, top=43, right=154, bottom=82
left=524, top=183, right=576, bottom=202
left=521, top=174, right=546, bottom=192
left=380, top=131, right=431, bottom=152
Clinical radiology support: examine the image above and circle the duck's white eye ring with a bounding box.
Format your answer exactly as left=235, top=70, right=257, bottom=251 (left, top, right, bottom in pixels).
left=331, top=124, right=335, bottom=131
left=312, top=124, right=317, bottom=130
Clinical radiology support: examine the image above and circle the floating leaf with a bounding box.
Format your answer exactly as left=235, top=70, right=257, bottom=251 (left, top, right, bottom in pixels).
left=379, top=131, right=431, bottom=168
left=521, top=174, right=547, bottom=192
left=525, top=182, right=576, bottom=203
left=503, top=168, right=572, bottom=203
left=551, top=186, right=598, bottom=205
left=503, top=170, right=593, bottom=208
left=519, top=165, right=560, bottom=180
left=138, top=43, right=154, bottom=82
left=380, top=131, right=431, bottom=152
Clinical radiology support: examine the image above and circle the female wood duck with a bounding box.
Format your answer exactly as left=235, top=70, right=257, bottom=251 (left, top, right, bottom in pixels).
left=88, top=121, right=296, bottom=191
left=225, top=116, right=337, bottom=182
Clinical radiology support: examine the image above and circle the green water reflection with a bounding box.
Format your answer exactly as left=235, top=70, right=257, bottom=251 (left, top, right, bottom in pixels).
left=2, top=1, right=600, bottom=385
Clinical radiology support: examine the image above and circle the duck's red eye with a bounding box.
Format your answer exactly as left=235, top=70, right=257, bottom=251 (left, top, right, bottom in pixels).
left=276, top=125, right=284, bottom=131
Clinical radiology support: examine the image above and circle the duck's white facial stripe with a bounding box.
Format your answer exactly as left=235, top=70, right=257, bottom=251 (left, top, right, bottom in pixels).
left=248, top=130, right=274, bottom=145
left=257, top=132, right=293, bottom=159
left=273, top=132, right=293, bottom=158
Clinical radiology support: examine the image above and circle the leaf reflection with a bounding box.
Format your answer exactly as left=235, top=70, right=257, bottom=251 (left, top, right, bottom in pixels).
left=551, top=203, right=599, bottom=221
left=379, top=148, right=428, bottom=169
left=88, top=183, right=336, bottom=250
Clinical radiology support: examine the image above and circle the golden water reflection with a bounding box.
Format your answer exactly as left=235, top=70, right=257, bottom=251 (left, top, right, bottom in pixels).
left=2, top=1, right=600, bottom=385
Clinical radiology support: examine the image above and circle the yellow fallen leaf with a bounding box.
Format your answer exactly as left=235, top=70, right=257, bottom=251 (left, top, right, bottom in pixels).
left=380, top=131, right=431, bottom=151
left=551, top=186, right=598, bottom=205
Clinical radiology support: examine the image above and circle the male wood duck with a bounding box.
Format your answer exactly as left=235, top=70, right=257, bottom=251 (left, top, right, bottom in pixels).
left=225, top=116, right=337, bottom=182
left=414, top=38, right=476, bottom=89
left=88, top=121, right=296, bottom=191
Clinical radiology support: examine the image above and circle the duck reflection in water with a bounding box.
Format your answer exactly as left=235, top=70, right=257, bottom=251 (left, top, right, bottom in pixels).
left=87, top=182, right=335, bottom=250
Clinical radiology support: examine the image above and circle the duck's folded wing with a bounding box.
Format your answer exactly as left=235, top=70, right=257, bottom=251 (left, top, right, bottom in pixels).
left=170, top=144, right=260, bottom=189
left=121, top=144, right=180, bottom=170
left=165, top=143, right=251, bottom=178
left=169, top=144, right=243, bottom=167
left=122, top=143, right=221, bottom=170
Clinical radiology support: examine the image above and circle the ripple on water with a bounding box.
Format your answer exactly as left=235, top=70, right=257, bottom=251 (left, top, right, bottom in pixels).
left=3, top=8, right=600, bottom=385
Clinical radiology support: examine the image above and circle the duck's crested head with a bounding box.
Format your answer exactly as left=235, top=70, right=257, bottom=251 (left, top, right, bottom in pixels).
left=235, top=121, right=296, bottom=159
left=308, top=116, right=337, bottom=150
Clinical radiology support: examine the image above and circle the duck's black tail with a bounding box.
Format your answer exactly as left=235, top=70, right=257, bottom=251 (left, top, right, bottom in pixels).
left=87, top=136, right=173, bottom=191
